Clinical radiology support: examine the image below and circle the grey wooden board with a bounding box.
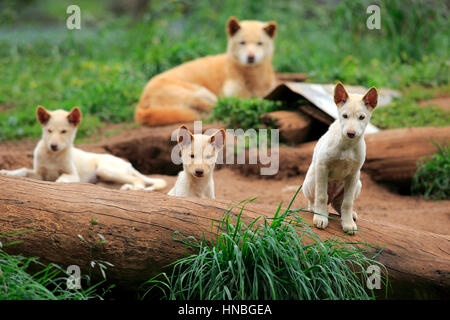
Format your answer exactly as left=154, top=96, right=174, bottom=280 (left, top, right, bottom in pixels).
left=266, top=82, right=401, bottom=134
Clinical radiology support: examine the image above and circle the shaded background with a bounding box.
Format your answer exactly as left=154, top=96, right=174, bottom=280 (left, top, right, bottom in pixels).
left=0, top=0, right=448, bottom=140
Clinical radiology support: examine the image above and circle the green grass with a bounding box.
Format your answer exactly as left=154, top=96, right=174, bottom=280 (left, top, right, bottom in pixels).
left=412, top=143, right=450, bottom=200
left=0, top=0, right=448, bottom=142
left=371, top=84, right=450, bottom=129
left=141, top=189, right=387, bottom=300
left=0, top=232, right=106, bottom=300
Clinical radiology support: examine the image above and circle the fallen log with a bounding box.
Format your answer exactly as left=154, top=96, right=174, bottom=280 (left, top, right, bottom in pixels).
left=0, top=175, right=448, bottom=299
left=261, top=110, right=312, bottom=145
left=364, top=126, right=450, bottom=185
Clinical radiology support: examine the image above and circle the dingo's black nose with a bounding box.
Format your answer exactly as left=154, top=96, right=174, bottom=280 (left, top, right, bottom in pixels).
left=51, top=144, right=58, bottom=151
left=347, top=132, right=356, bottom=138
left=247, top=54, right=255, bottom=63
left=194, top=169, right=204, bottom=177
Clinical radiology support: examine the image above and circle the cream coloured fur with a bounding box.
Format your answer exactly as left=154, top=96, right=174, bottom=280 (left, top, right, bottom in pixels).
left=0, top=106, right=166, bottom=191
left=168, top=126, right=225, bottom=199
left=302, top=82, right=378, bottom=234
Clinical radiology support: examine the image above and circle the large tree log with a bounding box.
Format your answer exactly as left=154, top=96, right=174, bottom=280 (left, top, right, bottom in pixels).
left=0, top=176, right=448, bottom=299
left=363, top=126, right=450, bottom=185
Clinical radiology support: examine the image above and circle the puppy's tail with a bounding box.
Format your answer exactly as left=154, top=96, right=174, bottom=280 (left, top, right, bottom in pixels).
left=129, top=167, right=167, bottom=190
left=135, top=106, right=199, bottom=126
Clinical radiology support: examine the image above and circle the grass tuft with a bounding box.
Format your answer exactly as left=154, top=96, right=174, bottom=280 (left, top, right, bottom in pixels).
left=141, top=188, right=387, bottom=300
left=412, top=143, right=449, bottom=200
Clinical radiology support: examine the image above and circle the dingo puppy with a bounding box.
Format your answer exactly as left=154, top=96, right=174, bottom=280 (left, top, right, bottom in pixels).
left=168, top=126, right=225, bottom=199
left=302, top=82, right=378, bottom=234
left=135, top=16, right=277, bottom=126
left=0, top=106, right=166, bottom=191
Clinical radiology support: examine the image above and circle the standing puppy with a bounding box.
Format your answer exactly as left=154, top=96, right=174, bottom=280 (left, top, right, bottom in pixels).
left=0, top=106, right=166, bottom=191
left=302, top=82, right=378, bottom=234
left=168, top=126, right=225, bottom=199
left=135, top=17, right=277, bottom=126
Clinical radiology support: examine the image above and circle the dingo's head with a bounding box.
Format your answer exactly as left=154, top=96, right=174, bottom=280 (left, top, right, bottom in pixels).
left=36, top=106, right=82, bottom=153
left=226, top=16, right=277, bottom=66
left=177, top=126, right=225, bottom=178
left=334, top=82, right=378, bottom=140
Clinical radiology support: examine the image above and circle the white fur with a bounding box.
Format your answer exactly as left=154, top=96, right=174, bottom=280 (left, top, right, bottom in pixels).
left=302, top=83, right=378, bottom=234
left=0, top=107, right=166, bottom=191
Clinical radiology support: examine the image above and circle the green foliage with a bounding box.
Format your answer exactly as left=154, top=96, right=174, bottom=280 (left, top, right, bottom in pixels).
left=0, top=250, right=103, bottom=300
left=210, top=97, right=281, bottom=129
left=412, top=143, right=450, bottom=200
left=141, top=190, right=387, bottom=300
left=0, top=230, right=111, bottom=300
left=371, top=100, right=450, bottom=129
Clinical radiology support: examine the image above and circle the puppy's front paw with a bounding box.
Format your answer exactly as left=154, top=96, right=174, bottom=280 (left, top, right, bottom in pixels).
left=342, top=220, right=357, bottom=235
left=120, top=184, right=135, bottom=191
left=313, top=214, right=329, bottom=229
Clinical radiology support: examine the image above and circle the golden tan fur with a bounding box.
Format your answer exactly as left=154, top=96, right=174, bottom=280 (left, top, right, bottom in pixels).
left=135, top=17, right=278, bottom=126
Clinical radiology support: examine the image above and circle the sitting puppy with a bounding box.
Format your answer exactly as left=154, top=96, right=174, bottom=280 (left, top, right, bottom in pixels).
left=135, top=16, right=278, bottom=126
left=302, top=82, right=378, bottom=234
left=168, top=126, right=225, bottom=199
left=0, top=106, right=166, bottom=191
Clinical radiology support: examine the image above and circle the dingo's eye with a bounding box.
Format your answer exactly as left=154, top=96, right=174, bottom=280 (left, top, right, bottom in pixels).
left=342, top=114, right=348, bottom=119
left=359, top=115, right=365, bottom=120
left=239, top=41, right=246, bottom=45
left=48, top=129, right=52, bottom=133
left=206, top=155, right=212, bottom=160
left=61, top=130, right=67, bottom=134
left=257, top=42, right=263, bottom=46
left=190, top=154, right=195, bottom=159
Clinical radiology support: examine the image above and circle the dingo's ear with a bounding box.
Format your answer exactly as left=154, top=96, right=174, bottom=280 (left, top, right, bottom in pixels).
left=36, top=106, right=51, bottom=125
left=362, top=87, right=378, bottom=111
left=263, top=21, right=277, bottom=38
left=67, top=107, right=82, bottom=127
left=178, top=125, right=194, bottom=146
left=334, top=82, right=349, bottom=107
left=227, top=16, right=241, bottom=37
left=210, top=129, right=226, bottom=149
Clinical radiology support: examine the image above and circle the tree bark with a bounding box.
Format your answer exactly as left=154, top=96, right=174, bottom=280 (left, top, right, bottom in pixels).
left=0, top=175, right=448, bottom=298
left=364, top=126, right=450, bottom=184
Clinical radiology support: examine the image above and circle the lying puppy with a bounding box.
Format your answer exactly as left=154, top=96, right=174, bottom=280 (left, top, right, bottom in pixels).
left=0, top=106, right=166, bottom=191
left=302, top=82, right=378, bottom=234
left=135, top=16, right=278, bottom=126
left=168, top=126, right=225, bottom=199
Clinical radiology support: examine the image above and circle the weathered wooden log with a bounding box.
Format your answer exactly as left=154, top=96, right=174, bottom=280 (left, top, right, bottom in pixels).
left=0, top=175, right=448, bottom=298
left=261, top=110, right=312, bottom=145
left=364, top=126, right=450, bottom=184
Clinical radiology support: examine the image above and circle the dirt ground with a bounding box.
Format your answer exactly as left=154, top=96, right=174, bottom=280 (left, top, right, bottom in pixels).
left=1, top=128, right=448, bottom=237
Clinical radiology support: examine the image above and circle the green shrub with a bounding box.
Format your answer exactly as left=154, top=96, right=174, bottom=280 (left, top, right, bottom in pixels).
left=142, top=189, right=387, bottom=300
left=209, top=97, right=281, bottom=130
left=412, top=143, right=449, bottom=200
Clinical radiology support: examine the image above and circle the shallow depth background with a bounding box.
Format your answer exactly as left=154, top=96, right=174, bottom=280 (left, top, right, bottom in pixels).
left=0, top=0, right=448, bottom=141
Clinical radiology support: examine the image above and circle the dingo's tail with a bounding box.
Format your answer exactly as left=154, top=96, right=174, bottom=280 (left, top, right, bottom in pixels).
left=132, top=170, right=167, bottom=191
left=135, top=107, right=199, bottom=126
